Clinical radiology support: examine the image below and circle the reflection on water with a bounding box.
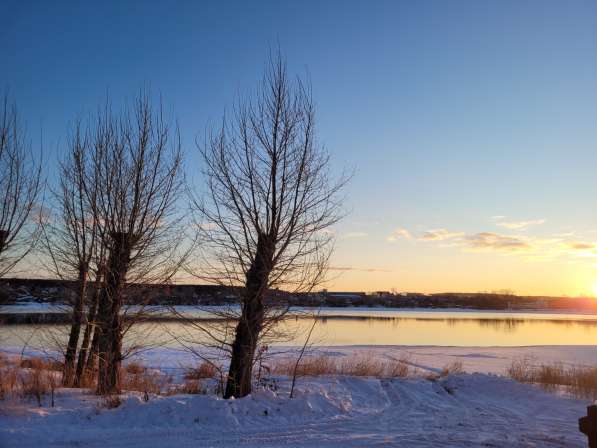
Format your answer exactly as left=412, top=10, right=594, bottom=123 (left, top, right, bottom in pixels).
left=4, top=310, right=597, bottom=349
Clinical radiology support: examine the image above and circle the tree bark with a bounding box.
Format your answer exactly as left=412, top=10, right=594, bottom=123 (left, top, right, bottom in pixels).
left=63, top=263, right=88, bottom=386
left=74, top=277, right=101, bottom=386
left=85, top=315, right=100, bottom=376
left=96, top=233, right=132, bottom=395
left=0, top=229, right=8, bottom=253
left=224, top=234, right=273, bottom=398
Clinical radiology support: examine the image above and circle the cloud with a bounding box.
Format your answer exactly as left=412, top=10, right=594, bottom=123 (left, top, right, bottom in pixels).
left=495, top=219, right=545, bottom=230
left=420, top=229, right=464, bottom=241
left=564, top=241, right=596, bottom=250
left=463, top=232, right=532, bottom=252
left=386, top=228, right=411, bottom=242
left=490, top=215, right=506, bottom=220
left=341, top=232, right=368, bottom=239
left=329, top=266, right=392, bottom=273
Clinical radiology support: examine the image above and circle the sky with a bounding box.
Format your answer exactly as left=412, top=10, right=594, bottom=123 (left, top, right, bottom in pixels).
left=1, top=0, right=597, bottom=296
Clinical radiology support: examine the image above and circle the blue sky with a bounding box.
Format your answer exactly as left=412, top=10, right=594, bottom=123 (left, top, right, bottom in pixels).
left=2, top=0, right=597, bottom=295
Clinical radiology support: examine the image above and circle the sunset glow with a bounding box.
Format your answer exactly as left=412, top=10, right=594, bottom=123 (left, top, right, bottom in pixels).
left=2, top=1, right=597, bottom=297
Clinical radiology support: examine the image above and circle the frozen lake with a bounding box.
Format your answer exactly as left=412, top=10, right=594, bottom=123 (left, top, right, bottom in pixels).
left=4, top=307, right=597, bottom=349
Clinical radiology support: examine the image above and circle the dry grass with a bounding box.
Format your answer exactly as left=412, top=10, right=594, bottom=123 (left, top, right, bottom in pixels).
left=19, top=357, right=62, bottom=372
left=0, top=363, right=20, bottom=400
left=184, top=361, right=218, bottom=380
left=124, top=361, right=146, bottom=375
left=440, top=361, right=464, bottom=377
left=173, top=379, right=207, bottom=395
left=120, top=362, right=172, bottom=395
left=272, top=354, right=412, bottom=378
left=0, top=356, right=56, bottom=405
left=507, top=358, right=597, bottom=399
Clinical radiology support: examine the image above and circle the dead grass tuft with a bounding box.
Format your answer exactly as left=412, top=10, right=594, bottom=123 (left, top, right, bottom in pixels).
left=20, top=357, right=62, bottom=372
left=0, top=363, right=20, bottom=400
left=174, top=379, right=207, bottom=395
left=387, top=356, right=411, bottom=378
left=272, top=354, right=412, bottom=378
left=340, top=356, right=386, bottom=377
left=184, top=361, right=218, bottom=380
left=120, top=362, right=171, bottom=395
left=0, top=357, right=57, bottom=405
left=440, top=361, right=464, bottom=377
left=124, top=361, right=146, bottom=375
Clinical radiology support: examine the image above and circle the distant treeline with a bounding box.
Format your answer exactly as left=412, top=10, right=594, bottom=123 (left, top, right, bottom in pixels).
left=1, top=278, right=596, bottom=312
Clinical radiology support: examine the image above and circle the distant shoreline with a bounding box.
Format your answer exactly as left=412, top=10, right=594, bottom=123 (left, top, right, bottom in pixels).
left=4, top=304, right=597, bottom=325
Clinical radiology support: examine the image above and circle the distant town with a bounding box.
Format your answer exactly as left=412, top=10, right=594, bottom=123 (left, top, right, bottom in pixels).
left=2, top=277, right=597, bottom=323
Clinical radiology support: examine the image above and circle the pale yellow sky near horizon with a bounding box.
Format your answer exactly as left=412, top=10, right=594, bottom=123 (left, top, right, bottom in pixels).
left=15, top=216, right=597, bottom=297
left=320, top=217, right=597, bottom=297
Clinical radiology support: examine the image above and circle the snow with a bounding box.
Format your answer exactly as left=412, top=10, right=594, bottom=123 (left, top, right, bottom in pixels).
left=0, top=345, right=594, bottom=447
left=95, top=344, right=597, bottom=376
left=0, top=373, right=587, bottom=447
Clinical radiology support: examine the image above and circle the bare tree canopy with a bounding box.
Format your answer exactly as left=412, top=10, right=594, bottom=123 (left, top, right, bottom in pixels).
left=87, top=92, right=186, bottom=394
left=193, top=53, right=348, bottom=398
left=0, top=94, right=43, bottom=277
left=40, top=121, right=103, bottom=386
left=91, top=95, right=185, bottom=284
left=41, top=123, right=98, bottom=281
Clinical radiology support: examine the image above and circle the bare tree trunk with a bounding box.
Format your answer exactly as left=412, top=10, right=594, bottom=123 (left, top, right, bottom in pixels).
left=224, top=234, right=273, bottom=398
left=0, top=230, right=8, bottom=254
left=85, top=314, right=101, bottom=376
left=63, top=262, right=89, bottom=386
left=74, top=277, right=101, bottom=386
left=96, top=232, right=132, bottom=395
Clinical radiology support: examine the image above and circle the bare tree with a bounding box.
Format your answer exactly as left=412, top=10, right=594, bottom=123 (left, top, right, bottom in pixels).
left=88, top=93, right=185, bottom=395
left=74, top=248, right=106, bottom=385
left=193, top=53, right=347, bottom=398
left=0, top=94, right=43, bottom=277
left=40, top=122, right=102, bottom=386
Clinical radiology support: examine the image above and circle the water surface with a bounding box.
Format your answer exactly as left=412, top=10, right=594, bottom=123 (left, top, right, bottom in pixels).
left=3, top=308, right=597, bottom=349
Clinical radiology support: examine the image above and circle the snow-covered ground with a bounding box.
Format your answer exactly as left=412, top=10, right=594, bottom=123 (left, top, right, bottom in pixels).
left=79, top=344, right=597, bottom=378
left=0, top=373, right=587, bottom=447
left=0, top=345, right=594, bottom=447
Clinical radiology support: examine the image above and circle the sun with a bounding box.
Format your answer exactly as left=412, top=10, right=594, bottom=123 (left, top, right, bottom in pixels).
left=592, top=282, right=597, bottom=297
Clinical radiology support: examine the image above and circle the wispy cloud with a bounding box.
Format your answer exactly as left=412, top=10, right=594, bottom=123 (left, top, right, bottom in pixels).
left=564, top=241, right=596, bottom=250
left=383, top=220, right=597, bottom=265
left=495, top=219, right=545, bottom=230
left=341, top=232, right=368, bottom=239
left=386, top=228, right=411, bottom=242
left=463, top=232, right=532, bottom=252
left=420, top=229, right=464, bottom=241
